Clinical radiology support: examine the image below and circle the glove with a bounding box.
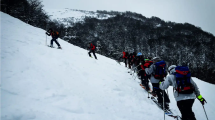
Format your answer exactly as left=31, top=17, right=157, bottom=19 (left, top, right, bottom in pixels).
left=197, top=95, right=207, bottom=105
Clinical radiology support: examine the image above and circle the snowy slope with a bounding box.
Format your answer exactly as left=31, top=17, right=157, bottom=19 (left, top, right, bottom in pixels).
left=1, top=12, right=215, bottom=120
left=46, top=8, right=115, bottom=26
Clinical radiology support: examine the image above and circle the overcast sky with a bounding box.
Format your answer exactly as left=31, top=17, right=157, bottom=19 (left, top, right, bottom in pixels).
left=42, top=0, right=215, bottom=36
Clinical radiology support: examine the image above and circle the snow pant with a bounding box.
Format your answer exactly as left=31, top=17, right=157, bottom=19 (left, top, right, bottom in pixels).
left=152, top=83, right=170, bottom=103
left=177, top=99, right=196, bottom=120
left=51, top=38, right=61, bottom=47
left=88, top=50, right=97, bottom=59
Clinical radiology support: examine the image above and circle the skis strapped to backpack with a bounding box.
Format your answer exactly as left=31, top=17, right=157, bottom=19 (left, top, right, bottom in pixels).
left=154, top=61, right=167, bottom=79
left=174, top=66, right=194, bottom=94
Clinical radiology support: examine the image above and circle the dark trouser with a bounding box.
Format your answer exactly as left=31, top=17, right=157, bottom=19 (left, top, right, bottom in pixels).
left=124, top=58, right=127, bottom=67
left=88, top=50, right=97, bottom=59
left=128, top=59, right=132, bottom=69
left=177, top=99, right=196, bottom=120
left=152, top=83, right=170, bottom=103
left=51, top=38, right=60, bottom=47
left=140, top=71, right=149, bottom=90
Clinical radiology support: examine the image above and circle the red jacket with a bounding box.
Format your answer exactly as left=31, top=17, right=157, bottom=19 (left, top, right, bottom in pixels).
left=123, top=52, right=127, bottom=59
left=90, top=43, right=95, bottom=50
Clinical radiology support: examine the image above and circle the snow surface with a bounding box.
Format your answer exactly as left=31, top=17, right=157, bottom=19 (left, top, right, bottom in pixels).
left=46, top=8, right=115, bottom=25
left=1, top=12, right=215, bottom=120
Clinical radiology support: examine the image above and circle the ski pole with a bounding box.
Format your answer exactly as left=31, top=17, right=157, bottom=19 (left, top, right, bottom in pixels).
left=133, top=64, right=141, bottom=70
left=163, top=90, right=165, bottom=120
left=131, top=64, right=140, bottom=76
left=202, top=105, right=209, bottom=120
left=131, top=67, right=137, bottom=76
left=46, top=34, right=47, bottom=46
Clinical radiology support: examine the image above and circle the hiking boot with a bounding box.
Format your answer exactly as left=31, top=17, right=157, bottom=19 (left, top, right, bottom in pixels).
left=58, top=46, right=62, bottom=49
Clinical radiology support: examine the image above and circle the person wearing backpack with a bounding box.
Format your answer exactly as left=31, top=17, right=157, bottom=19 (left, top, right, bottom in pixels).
left=159, top=65, right=206, bottom=120
left=145, top=57, right=170, bottom=109
left=128, top=53, right=133, bottom=69
left=135, top=52, right=144, bottom=78
left=130, top=52, right=137, bottom=71
left=134, top=52, right=147, bottom=87
left=46, top=28, right=62, bottom=49
left=122, top=51, right=128, bottom=67
left=88, top=43, right=97, bottom=59
left=139, top=59, right=150, bottom=91
left=141, top=58, right=153, bottom=91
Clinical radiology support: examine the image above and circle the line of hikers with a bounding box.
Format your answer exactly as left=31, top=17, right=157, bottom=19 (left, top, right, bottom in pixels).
left=45, top=28, right=207, bottom=119
left=119, top=51, right=207, bottom=120
left=45, top=28, right=98, bottom=59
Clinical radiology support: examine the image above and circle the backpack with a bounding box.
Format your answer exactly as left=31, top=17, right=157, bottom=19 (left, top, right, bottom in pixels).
left=154, top=61, right=167, bottom=79
left=93, top=44, right=96, bottom=50
left=174, top=66, right=194, bottom=94
left=55, top=31, right=59, bottom=38
left=90, top=43, right=96, bottom=50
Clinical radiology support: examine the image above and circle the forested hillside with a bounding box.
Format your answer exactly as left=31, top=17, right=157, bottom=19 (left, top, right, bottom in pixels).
left=66, top=11, right=215, bottom=84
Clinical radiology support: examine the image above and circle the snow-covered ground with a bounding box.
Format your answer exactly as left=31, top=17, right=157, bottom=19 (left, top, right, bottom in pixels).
left=1, top=12, right=215, bottom=120
left=46, top=8, right=115, bottom=26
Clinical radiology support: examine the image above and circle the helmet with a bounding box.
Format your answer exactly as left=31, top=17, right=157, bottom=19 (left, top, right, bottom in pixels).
left=168, top=65, right=177, bottom=74
left=152, top=57, right=160, bottom=61
left=144, top=59, right=149, bottom=61
left=137, top=52, right=142, bottom=56
left=151, top=57, right=161, bottom=62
